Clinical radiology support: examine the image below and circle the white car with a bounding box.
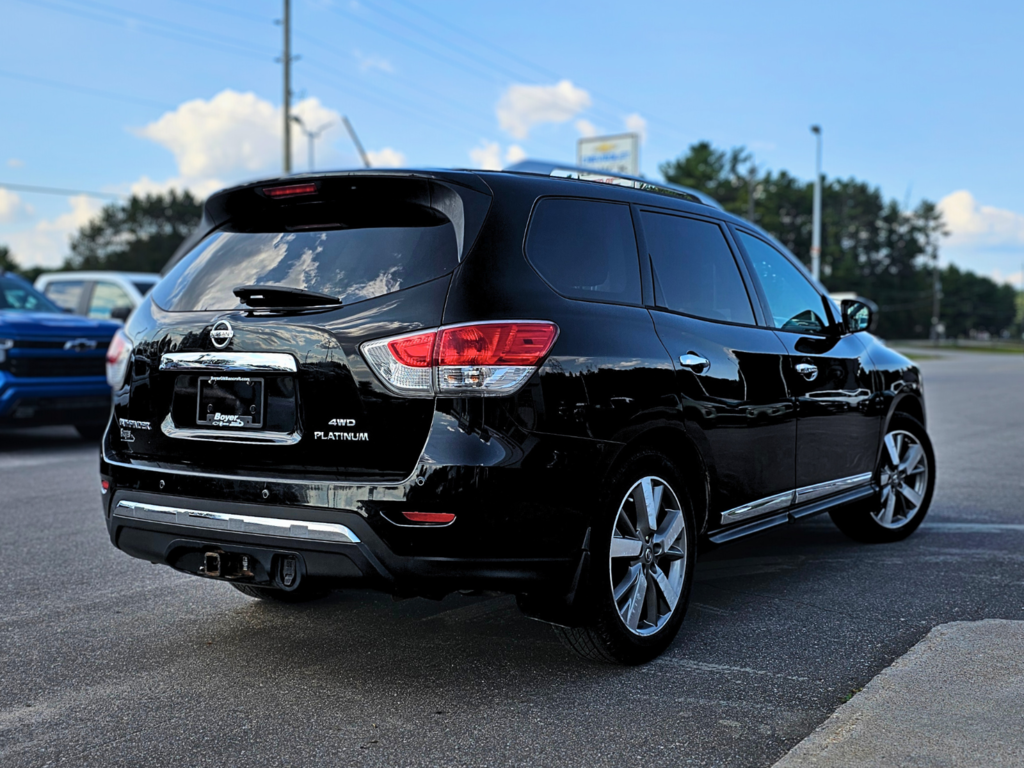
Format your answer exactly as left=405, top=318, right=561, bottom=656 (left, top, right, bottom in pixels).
left=34, top=272, right=160, bottom=322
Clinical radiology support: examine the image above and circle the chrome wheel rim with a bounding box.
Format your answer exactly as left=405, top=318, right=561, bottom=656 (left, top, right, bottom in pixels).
left=874, top=429, right=929, bottom=529
left=609, top=476, right=687, bottom=636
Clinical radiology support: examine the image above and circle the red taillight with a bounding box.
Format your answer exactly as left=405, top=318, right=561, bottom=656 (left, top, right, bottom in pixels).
left=386, top=331, right=437, bottom=368
left=106, top=328, right=133, bottom=388
left=101, top=480, right=110, bottom=494
left=401, top=511, right=456, bottom=524
left=263, top=183, right=318, bottom=198
left=437, top=322, right=558, bottom=366
left=106, top=331, right=127, bottom=365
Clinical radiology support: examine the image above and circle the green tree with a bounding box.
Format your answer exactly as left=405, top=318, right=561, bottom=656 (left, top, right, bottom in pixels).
left=939, top=265, right=1018, bottom=337
left=0, top=245, right=18, bottom=273
left=65, top=190, right=202, bottom=273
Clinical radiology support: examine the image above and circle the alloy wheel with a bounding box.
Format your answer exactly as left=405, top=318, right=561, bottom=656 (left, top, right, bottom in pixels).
left=608, top=476, right=687, bottom=636
left=874, top=429, right=929, bottom=529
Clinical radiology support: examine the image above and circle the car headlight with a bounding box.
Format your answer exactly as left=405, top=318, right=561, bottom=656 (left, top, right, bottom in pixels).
left=105, top=329, right=134, bottom=388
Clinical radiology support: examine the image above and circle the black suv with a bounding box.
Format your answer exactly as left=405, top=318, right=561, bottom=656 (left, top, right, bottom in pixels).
left=100, top=164, right=935, bottom=664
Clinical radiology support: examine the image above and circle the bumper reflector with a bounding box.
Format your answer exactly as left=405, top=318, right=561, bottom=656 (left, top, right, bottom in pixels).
left=401, top=511, right=456, bottom=525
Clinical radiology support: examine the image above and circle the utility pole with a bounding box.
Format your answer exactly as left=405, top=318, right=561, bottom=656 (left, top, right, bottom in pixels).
left=343, top=116, right=371, bottom=168
left=282, top=0, right=292, bottom=174
left=931, top=251, right=942, bottom=345
left=810, top=125, right=822, bottom=281
left=746, top=162, right=758, bottom=223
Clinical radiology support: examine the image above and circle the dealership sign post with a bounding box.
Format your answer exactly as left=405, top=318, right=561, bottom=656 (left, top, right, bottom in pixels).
left=577, top=133, right=640, bottom=176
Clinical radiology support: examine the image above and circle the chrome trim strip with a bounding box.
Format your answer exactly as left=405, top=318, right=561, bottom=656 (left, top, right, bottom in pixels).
left=160, top=414, right=300, bottom=446
left=160, top=352, right=297, bottom=373
left=720, top=490, right=795, bottom=525
left=719, top=472, right=875, bottom=526
left=113, top=500, right=360, bottom=543
left=795, top=472, right=873, bottom=504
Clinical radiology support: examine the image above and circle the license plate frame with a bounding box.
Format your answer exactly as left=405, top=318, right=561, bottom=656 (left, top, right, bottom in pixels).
left=196, top=376, right=265, bottom=429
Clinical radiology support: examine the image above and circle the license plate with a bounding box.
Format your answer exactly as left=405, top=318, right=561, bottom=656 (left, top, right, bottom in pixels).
left=197, top=376, right=264, bottom=429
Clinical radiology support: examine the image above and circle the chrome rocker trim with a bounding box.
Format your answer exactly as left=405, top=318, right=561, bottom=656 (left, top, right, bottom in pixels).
left=113, top=500, right=360, bottom=543
left=720, top=472, right=874, bottom=526
left=160, top=352, right=298, bottom=373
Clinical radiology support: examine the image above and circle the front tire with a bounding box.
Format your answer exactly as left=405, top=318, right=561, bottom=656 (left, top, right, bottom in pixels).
left=555, top=449, right=696, bottom=664
left=829, top=413, right=935, bottom=543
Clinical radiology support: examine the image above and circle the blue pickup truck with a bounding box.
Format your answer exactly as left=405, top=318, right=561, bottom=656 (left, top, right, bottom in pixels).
left=0, top=271, right=119, bottom=439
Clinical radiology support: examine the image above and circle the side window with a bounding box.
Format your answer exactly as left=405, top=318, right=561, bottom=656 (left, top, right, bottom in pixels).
left=88, top=282, right=133, bottom=319
left=736, top=232, right=830, bottom=333
left=43, top=280, right=85, bottom=313
left=641, top=212, right=755, bottom=325
left=525, top=198, right=641, bottom=304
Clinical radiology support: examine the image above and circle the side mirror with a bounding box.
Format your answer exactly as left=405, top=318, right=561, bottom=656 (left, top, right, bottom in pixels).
left=110, top=305, right=133, bottom=322
left=841, top=299, right=874, bottom=334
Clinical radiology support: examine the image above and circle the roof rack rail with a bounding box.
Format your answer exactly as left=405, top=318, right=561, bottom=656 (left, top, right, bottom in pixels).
left=503, top=160, right=723, bottom=210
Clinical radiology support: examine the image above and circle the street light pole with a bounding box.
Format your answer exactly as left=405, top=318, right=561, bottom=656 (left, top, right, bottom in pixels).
left=810, top=125, right=822, bottom=281
left=282, top=0, right=291, bottom=174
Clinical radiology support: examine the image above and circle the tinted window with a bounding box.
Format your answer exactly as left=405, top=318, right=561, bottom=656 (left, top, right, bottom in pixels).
left=642, top=212, right=755, bottom=325
left=132, top=280, right=157, bottom=295
left=525, top=199, right=640, bottom=304
left=1, top=277, right=60, bottom=312
left=88, top=281, right=133, bottom=319
left=737, top=232, right=829, bottom=333
left=44, top=280, right=85, bottom=312
left=153, top=222, right=458, bottom=312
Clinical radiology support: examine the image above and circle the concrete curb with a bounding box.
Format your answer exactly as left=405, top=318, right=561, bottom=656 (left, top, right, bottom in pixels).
left=773, top=619, right=1024, bottom=767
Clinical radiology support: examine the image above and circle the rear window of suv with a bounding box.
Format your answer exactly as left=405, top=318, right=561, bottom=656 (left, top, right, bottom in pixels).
left=152, top=219, right=458, bottom=312
left=525, top=198, right=641, bottom=305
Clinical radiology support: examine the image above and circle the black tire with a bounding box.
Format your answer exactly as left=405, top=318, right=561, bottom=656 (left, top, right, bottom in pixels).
left=554, top=449, right=696, bottom=665
left=230, top=582, right=330, bottom=603
left=829, top=413, right=935, bottom=543
left=75, top=423, right=106, bottom=441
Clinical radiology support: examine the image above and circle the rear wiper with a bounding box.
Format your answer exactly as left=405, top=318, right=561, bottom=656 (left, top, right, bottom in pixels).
left=233, top=284, right=342, bottom=308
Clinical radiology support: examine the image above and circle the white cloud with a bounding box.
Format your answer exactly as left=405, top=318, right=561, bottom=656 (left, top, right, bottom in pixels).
left=938, top=190, right=1024, bottom=249
left=134, top=89, right=343, bottom=194
left=7, top=158, right=24, bottom=168
left=0, top=189, right=33, bottom=223
left=624, top=113, right=647, bottom=143
left=496, top=80, right=591, bottom=139
left=353, top=49, right=394, bottom=74
left=5, top=195, right=103, bottom=268
left=366, top=147, right=406, bottom=167
left=505, top=144, right=527, bottom=164
left=989, top=268, right=1023, bottom=286
left=469, top=141, right=503, bottom=170
left=575, top=119, right=599, bottom=138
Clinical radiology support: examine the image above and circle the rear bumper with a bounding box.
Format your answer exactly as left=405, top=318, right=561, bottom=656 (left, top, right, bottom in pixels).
left=104, top=491, right=581, bottom=595
left=0, top=374, right=111, bottom=426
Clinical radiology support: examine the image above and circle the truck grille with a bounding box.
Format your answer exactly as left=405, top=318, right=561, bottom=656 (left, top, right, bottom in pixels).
left=6, top=357, right=106, bottom=378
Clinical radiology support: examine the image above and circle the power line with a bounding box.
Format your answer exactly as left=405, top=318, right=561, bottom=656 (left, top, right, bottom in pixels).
left=0, top=182, right=127, bottom=200
left=0, top=69, right=177, bottom=110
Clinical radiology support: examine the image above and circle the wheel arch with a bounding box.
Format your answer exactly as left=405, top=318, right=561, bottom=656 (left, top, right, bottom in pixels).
left=888, top=392, right=926, bottom=430
left=604, top=424, right=711, bottom=536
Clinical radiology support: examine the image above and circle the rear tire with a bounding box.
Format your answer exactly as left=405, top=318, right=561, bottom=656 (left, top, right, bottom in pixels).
left=555, top=449, right=696, bottom=665
left=829, top=413, right=935, bottom=543
left=75, top=423, right=106, bottom=441
left=230, top=582, right=330, bottom=603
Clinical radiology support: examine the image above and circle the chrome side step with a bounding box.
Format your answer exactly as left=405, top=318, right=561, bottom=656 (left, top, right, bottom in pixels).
left=113, top=500, right=360, bottom=544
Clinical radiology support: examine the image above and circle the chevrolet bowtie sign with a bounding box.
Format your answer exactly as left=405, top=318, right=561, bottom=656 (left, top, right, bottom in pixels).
left=577, top=132, right=640, bottom=176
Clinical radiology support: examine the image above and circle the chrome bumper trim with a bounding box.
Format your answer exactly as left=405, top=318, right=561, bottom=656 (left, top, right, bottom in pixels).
left=160, top=352, right=298, bottom=373
left=113, top=500, right=360, bottom=543
left=160, top=414, right=300, bottom=446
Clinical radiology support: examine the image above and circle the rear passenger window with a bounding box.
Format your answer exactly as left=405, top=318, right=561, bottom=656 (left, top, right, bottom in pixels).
left=641, top=212, right=755, bottom=325
left=44, top=280, right=85, bottom=313
left=525, top=199, right=641, bottom=304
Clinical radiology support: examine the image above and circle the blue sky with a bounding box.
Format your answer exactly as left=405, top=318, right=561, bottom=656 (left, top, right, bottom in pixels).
left=1, top=0, right=1022, bottom=284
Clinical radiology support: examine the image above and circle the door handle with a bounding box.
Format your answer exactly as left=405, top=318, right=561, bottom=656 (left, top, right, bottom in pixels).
left=795, top=362, right=818, bottom=381
left=679, top=353, right=710, bottom=374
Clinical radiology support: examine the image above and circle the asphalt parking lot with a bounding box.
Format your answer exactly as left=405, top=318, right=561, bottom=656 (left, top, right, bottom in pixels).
left=1, top=350, right=1022, bottom=768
